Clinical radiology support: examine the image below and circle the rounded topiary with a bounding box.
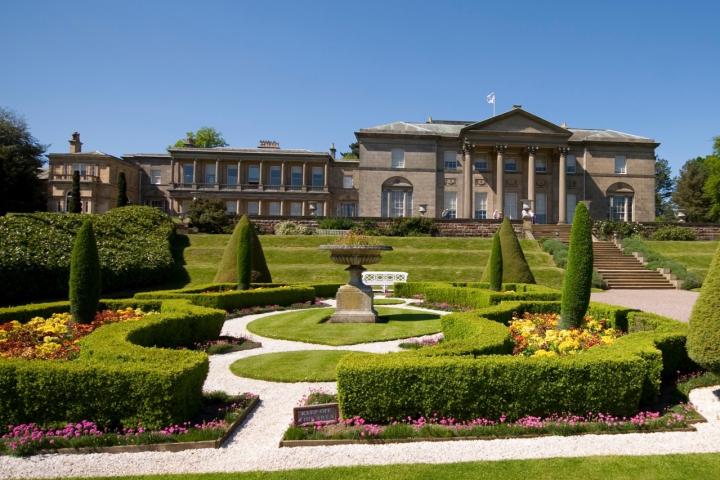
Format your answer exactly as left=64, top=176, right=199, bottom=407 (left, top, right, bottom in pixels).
left=559, top=202, right=593, bottom=329
left=236, top=215, right=253, bottom=290
left=488, top=231, right=503, bottom=291
left=482, top=218, right=535, bottom=284
left=215, top=217, right=272, bottom=283
left=69, top=220, right=101, bottom=324
left=687, top=242, right=720, bottom=372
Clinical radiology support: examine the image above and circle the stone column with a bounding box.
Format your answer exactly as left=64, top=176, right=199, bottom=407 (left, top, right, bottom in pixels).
left=215, top=159, right=220, bottom=185
left=280, top=200, right=285, bottom=216
left=169, top=158, right=175, bottom=184
left=558, top=147, right=568, bottom=224
left=302, top=163, right=308, bottom=191
left=324, top=163, right=329, bottom=190
left=192, top=159, right=197, bottom=185
left=462, top=140, right=473, bottom=219
left=527, top=146, right=538, bottom=211
left=495, top=145, right=507, bottom=216
left=259, top=161, right=264, bottom=187
left=237, top=161, right=242, bottom=188
left=280, top=162, right=286, bottom=190
left=624, top=196, right=630, bottom=222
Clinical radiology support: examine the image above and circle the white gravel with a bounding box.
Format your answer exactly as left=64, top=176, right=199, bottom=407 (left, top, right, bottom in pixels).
left=1, top=299, right=719, bottom=479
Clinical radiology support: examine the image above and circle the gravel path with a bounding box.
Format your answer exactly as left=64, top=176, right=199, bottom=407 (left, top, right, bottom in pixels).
left=2, top=299, right=719, bottom=479
left=591, top=289, right=699, bottom=322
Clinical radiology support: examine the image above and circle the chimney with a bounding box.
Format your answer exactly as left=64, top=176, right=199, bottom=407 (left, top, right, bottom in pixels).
left=69, top=132, right=82, bottom=153
left=329, top=142, right=336, bottom=159
left=258, top=140, right=280, bottom=149
left=512, top=104, right=522, bottom=110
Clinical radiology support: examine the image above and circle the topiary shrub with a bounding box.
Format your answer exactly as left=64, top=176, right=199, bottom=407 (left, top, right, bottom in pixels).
left=70, top=171, right=82, bottom=213
left=69, top=220, right=101, bottom=324
left=236, top=215, right=252, bottom=290
left=488, top=231, right=503, bottom=291
left=116, top=172, right=128, bottom=208
left=687, top=242, right=720, bottom=372
left=482, top=218, right=535, bottom=284
left=560, top=202, right=593, bottom=329
left=214, top=218, right=272, bottom=283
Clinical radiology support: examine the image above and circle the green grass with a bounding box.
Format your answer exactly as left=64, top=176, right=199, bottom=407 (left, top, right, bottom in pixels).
left=645, top=241, right=718, bottom=281
left=246, top=307, right=441, bottom=345
left=230, top=350, right=357, bottom=382
left=181, top=234, right=565, bottom=288
left=374, top=298, right=406, bottom=305
left=55, top=453, right=720, bottom=479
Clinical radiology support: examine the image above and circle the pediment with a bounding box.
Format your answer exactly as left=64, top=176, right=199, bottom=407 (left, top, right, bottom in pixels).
left=461, top=109, right=571, bottom=136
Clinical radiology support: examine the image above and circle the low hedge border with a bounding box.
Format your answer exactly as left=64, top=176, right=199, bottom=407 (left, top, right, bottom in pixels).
left=0, top=298, right=225, bottom=429
left=337, top=300, right=692, bottom=423
left=394, top=282, right=560, bottom=309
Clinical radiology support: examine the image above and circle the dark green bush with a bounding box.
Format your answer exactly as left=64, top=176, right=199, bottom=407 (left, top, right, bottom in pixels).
left=135, top=285, right=316, bottom=311
left=70, top=171, right=81, bottom=213
left=318, top=218, right=356, bottom=230
left=560, top=203, right=593, bottom=329
left=236, top=215, right=252, bottom=290
left=481, top=218, right=535, bottom=284
left=69, top=220, right=101, bottom=324
left=0, top=206, right=176, bottom=306
left=187, top=198, right=232, bottom=233
left=393, top=282, right=560, bottom=309
left=622, top=237, right=701, bottom=289
left=488, top=232, right=503, bottom=291
left=650, top=225, right=697, bottom=241
left=384, top=217, right=439, bottom=237
left=350, top=220, right=383, bottom=236
left=214, top=216, right=272, bottom=283
left=541, top=238, right=568, bottom=268
left=687, top=242, right=720, bottom=372
left=116, top=172, right=128, bottom=208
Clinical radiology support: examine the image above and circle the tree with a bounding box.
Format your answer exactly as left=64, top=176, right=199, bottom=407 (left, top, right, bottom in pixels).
left=488, top=231, right=503, bottom=291
left=673, top=157, right=711, bottom=222
left=341, top=142, right=360, bottom=159
left=702, top=136, right=720, bottom=221
left=215, top=217, right=272, bottom=283
left=69, top=171, right=82, bottom=213
left=187, top=198, right=231, bottom=233
left=559, top=202, right=593, bottom=329
left=654, top=157, right=674, bottom=219
left=236, top=215, right=252, bottom=290
left=481, top=218, right=535, bottom=284
left=69, top=220, right=101, bottom=324
left=0, top=107, right=46, bottom=215
left=116, top=172, right=128, bottom=207
left=172, top=127, right=228, bottom=149
left=687, top=241, right=720, bottom=372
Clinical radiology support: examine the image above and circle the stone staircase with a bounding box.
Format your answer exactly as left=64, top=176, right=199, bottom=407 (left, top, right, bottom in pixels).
left=593, top=241, right=675, bottom=289
left=532, top=224, right=572, bottom=243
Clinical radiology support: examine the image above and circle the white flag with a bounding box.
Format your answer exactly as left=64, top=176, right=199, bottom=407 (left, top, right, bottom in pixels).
left=486, top=92, right=496, bottom=104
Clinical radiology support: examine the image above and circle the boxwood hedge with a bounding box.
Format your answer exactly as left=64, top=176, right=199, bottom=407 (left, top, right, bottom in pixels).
left=394, top=282, right=560, bottom=309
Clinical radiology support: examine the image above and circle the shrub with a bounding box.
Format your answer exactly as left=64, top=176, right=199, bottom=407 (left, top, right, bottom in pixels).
left=687, top=242, right=720, bottom=372
left=351, top=220, right=384, bottom=236
left=187, top=198, right=231, bottom=233
left=650, top=225, right=697, bottom=241
left=622, top=237, right=701, bottom=289
left=236, top=215, right=252, bottom=290
left=593, top=220, right=645, bottom=240
left=134, top=285, right=316, bottom=311
left=116, top=172, right=128, bottom=208
left=274, top=221, right=312, bottom=235
left=70, top=171, right=82, bottom=213
left=560, top=202, right=593, bottom=329
left=482, top=218, right=535, bottom=284
left=384, top=217, right=439, bottom=237
left=214, top=217, right=272, bottom=283
left=318, top=217, right=355, bottom=230
left=488, top=232, right=503, bottom=291
left=394, top=282, right=560, bottom=309
left=69, top=221, right=101, bottom=324
left=541, top=238, right=568, bottom=268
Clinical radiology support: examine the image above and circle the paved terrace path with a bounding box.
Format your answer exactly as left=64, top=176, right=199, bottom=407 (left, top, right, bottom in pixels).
left=591, top=289, right=699, bottom=322
left=2, top=298, right=719, bottom=479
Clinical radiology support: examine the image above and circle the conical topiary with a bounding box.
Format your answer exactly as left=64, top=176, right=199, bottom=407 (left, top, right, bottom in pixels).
left=236, top=215, right=253, bottom=290
left=687, top=242, right=720, bottom=372
left=488, top=231, right=503, bottom=291
left=70, top=170, right=82, bottom=213
left=482, top=218, right=535, bottom=284
left=559, top=202, right=593, bottom=329
left=215, top=217, right=272, bottom=283
left=69, top=220, right=101, bottom=324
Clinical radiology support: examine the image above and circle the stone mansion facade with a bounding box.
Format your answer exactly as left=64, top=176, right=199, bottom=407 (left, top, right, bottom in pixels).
left=46, top=107, right=658, bottom=223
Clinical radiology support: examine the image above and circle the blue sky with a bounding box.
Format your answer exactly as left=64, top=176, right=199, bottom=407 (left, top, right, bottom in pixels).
left=1, top=0, right=718, bottom=173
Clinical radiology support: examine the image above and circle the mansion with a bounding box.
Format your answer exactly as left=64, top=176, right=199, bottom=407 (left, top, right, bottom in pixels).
left=46, top=107, right=658, bottom=223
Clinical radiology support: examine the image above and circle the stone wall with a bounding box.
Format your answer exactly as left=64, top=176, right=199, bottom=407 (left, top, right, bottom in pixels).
left=638, top=223, right=720, bottom=241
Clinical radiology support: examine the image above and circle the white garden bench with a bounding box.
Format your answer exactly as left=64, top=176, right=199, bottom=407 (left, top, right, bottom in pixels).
left=362, top=271, right=409, bottom=293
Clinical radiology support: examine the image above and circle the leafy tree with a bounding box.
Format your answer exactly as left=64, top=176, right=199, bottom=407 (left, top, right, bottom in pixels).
left=702, top=136, right=720, bottom=221
left=654, top=157, right=675, bottom=219
left=187, top=198, right=231, bottom=233
left=687, top=241, right=720, bottom=372
left=236, top=215, right=252, bottom=290
left=559, top=202, right=593, bottom=329
left=116, top=172, right=128, bottom=207
left=488, top=231, right=503, bottom=291
left=172, top=127, right=228, bottom=149
left=673, top=157, right=711, bottom=222
left=0, top=107, right=47, bottom=215
left=341, top=142, right=360, bottom=159
left=215, top=218, right=272, bottom=283
left=69, top=171, right=82, bottom=213
left=69, top=220, right=101, bottom=324
left=481, top=218, right=535, bottom=284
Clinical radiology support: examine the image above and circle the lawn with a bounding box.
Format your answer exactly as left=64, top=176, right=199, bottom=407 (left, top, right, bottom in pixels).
left=246, top=307, right=441, bottom=345
left=181, top=234, right=565, bottom=288
left=57, top=453, right=720, bottom=479
left=230, top=350, right=357, bottom=382
left=645, top=240, right=718, bottom=281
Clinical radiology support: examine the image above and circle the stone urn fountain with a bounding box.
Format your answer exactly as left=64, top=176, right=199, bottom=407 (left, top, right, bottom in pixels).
left=319, top=243, right=393, bottom=323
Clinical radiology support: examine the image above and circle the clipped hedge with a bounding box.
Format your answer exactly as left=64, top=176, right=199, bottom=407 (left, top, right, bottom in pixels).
left=394, top=282, right=560, bottom=309
left=0, top=298, right=224, bottom=429
left=0, top=206, right=176, bottom=306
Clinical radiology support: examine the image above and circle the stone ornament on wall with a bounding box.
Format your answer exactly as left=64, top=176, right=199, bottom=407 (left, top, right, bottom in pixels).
left=444, top=178, right=456, bottom=186
left=474, top=178, right=486, bottom=186
left=506, top=179, right=518, bottom=186
left=536, top=180, right=546, bottom=186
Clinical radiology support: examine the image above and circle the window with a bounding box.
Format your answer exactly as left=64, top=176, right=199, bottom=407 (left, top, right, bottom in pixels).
left=150, top=169, right=161, bottom=185
left=566, top=154, right=577, bottom=174
left=225, top=201, right=237, bottom=214
left=504, top=192, right=518, bottom=219
left=183, top=164, right=194, bottom=184
left=290, top=166, right=302, bottom=189
left=290, top=202, right=302, bottom=216
left=614, top=155, right=627, bottom=174
left=248, top=165, right=260, bottom=184
left=308, top=201, right=323, bottom=216
left=343, top=175, right=354, bottom=189
left=474, top=192, right=487, bottom=220
left=247, top=201, right=259, bottom=216
left=381, top=189, right=412, bottom=218
left=504, top=158, right=518, bottom=172
left=444, top=151, right=459, bottom=171
left=269, top=165, right=281, bottom=186
left=226, top=166, right=238, bottom=185
left=72, top=163, right=87, bottom=176
left=474, top=156, right=489, bottom=171
left=338, top=202, right=357, bottom=217
left=311, top=166, right=324, bottom=188
left=535, top=157, right=547, bottom=173
left=150, top=199, right=166, bottom=211
left=268, top=201, right=281, bottom=216
left=535, top=193, right=547, bottom=224
left=391, top=148, right=405, bottom=169
left=567, top=193, right=577, bottom=223
left=204, top=164, right=216, bottom=184
left=609, top=195, right=633, bottom=221
left=443, top=192, right=457, bottom=219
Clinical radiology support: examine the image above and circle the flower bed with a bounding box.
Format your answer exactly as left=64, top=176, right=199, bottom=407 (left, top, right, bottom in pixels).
left=0, top=393, right=258, bottom=456
left=0, top=308, right=147, bottom=360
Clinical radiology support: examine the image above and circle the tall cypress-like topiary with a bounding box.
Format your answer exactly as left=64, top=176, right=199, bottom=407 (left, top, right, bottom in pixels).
left=214, top=217, right=272, bottom=283
left=116, top=172, right=129, bottom=208
left=488, top=231, right=503, bottom=291
left=69, top=220, right=101, bottom=324
left=481, top=218, right=535, bottom=284
left=70, top=170, right=82, bottom=213
left=236, top=215, right=252, bottom=290
left=687, top=242, right=720, bottom=372
left=559, top=202, right=593, bottom=329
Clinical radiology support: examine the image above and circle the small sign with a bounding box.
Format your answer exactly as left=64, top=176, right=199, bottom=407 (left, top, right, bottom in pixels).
left=293, top=403, right=340, bottom=425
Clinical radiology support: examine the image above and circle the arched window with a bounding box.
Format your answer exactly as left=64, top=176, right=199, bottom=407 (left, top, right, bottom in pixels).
left=606, top=182, right=634, bottom=222
left=381, top=177, right=413, bottom=218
